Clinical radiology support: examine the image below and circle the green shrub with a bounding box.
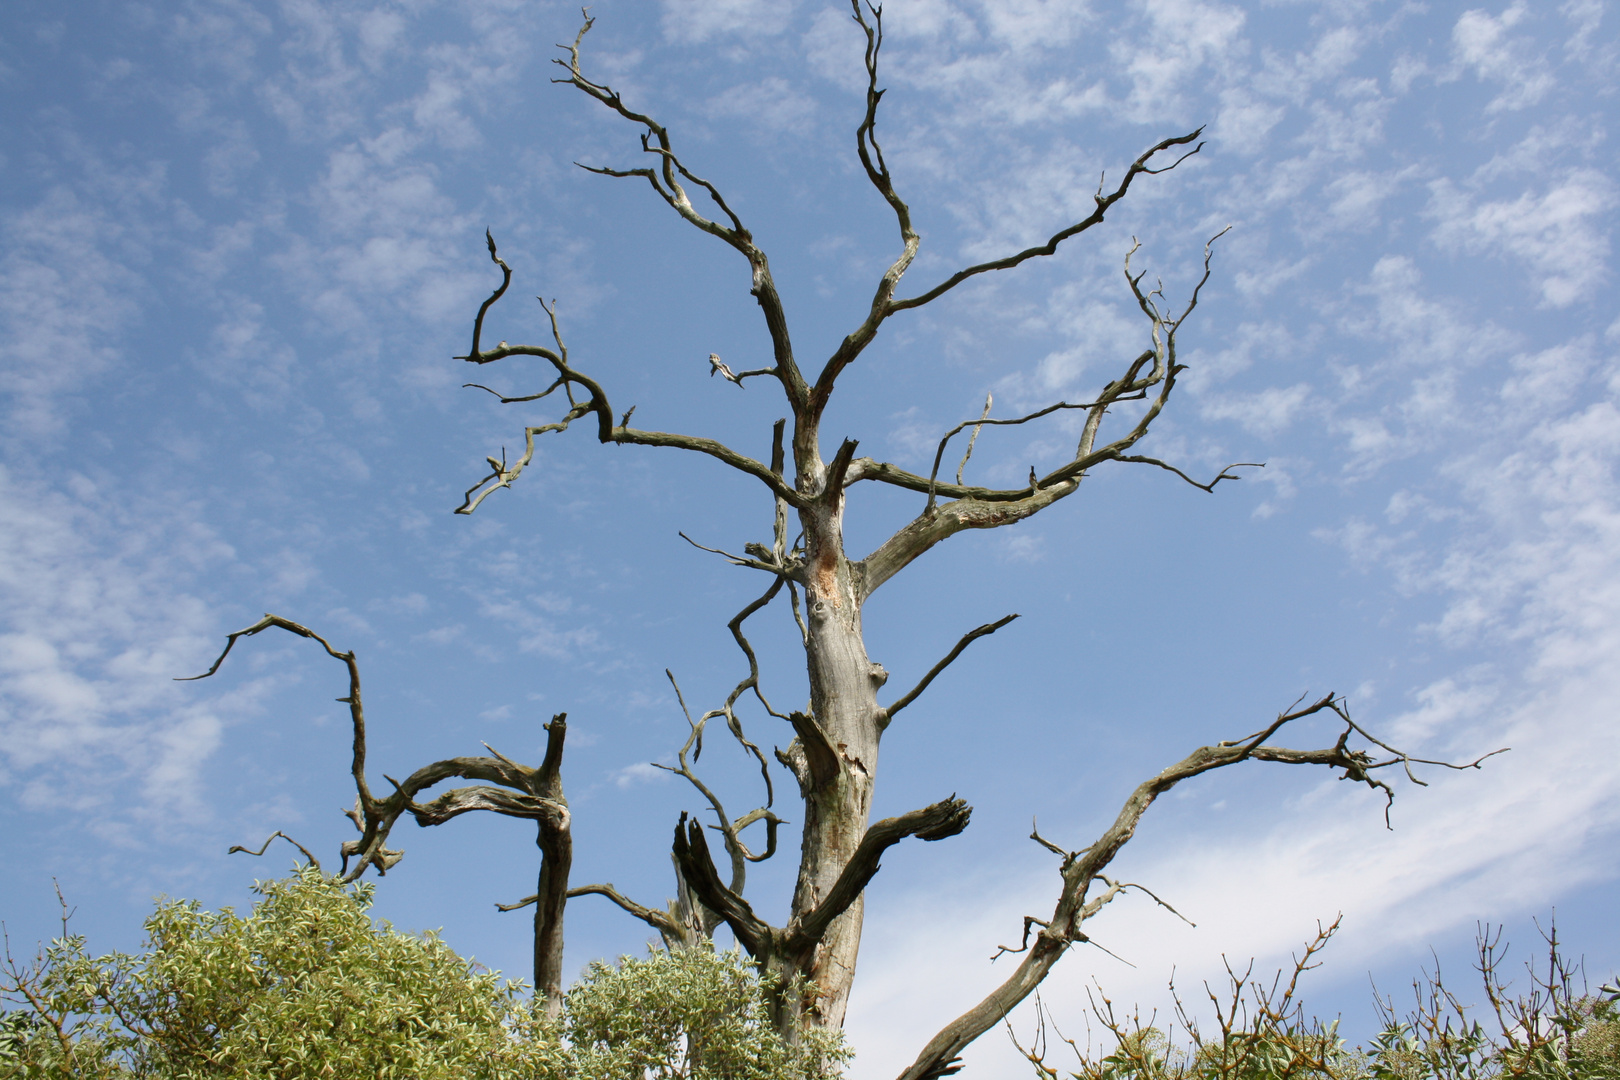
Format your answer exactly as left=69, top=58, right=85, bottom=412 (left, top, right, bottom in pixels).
left=1, top=868, right=845, bottom=1080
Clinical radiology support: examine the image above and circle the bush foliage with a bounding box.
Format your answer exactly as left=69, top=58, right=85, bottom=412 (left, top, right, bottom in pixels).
left=5, top=870, right=1614, bottom=1080
left=0, top=867, right=846, bottom=1080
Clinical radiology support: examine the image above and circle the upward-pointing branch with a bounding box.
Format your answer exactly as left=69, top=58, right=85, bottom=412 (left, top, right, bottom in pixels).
left=882, top=615, right=1019, bottom=729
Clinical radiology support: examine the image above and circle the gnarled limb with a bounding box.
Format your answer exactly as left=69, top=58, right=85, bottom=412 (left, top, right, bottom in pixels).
left=674, top=796, right=971, bottom=957
left=793, top=796, right=971, bottom=948
left=672, top=813, right=777, bottom=959
left=181, top=619, right=576, bottom=1014
left=896, top=695, right=1507, bottom=1080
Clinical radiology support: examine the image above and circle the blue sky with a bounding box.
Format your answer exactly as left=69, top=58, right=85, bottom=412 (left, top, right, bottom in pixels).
left=2, top=0, right=1617, bottom=1075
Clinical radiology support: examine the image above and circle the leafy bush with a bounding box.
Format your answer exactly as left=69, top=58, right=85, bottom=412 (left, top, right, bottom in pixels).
left=1, top=868, right=845, bottom=1080
left=568, top=948, right=849, bottom=1080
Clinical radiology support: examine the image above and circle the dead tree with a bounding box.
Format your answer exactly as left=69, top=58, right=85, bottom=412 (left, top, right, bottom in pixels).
left=180, top=2, right=1504, bottom=1070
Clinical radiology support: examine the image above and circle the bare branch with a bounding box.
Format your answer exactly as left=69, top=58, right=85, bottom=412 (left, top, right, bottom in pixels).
left=678, top=531, right=797, bottom=578
left=459, top=228, right=511, bottom=365
left=710, top=352, right=776, bottom=387
left=453, top=242, right=802, bottom=514
left=663, top=656, right=779, bottom=905
left=228, top=831, right=322, bottom=870
left=881, top=614, right=1020, bottom=728
left=923, top=399, right=1104, bottom=513
left=562, top=883, right=684, bottom=938
left=552, top=14, right=808, bottom=409
left=807, top=0, right=921, bottom=415
left=896, top=695, right=1497, bottom=1080
left=1114, top=455, right=1263, bottom=492
left=891, top=130, right=1204, bottom=314
left=956, top=393, right=994, bottom=486
left=1029, top=820, right=1069, bottom=859
left=858, top=231, right=1238, bottom=599
left=180, top=615, right=380, bottom=865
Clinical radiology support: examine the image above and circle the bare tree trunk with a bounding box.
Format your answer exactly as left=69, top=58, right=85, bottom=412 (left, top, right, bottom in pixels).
left=531, top=716, right=571, bottom=1020
left=790, top=482, right=882, bottom=1028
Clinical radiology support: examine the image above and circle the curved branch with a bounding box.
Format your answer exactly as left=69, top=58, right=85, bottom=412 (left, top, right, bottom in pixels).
left=561, top=883, right=685, bottom=938
left=179, top=614, right=378, bottom=855
left=1114, top=456, right=1263, bottom=493
left=617, top=426, right=802, bottom=505
left=665, top=661, right=775, bottom=903
left=459, top=228, right=511, bottom=364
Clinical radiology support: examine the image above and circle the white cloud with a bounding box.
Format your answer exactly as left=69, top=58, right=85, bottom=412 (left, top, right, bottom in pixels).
left=662, top=0, right=797, bottom=44
left=0, top=466, right=243, bottom=827
left=706, top=77, right=820, bottom=136
left=1428, top=170, right=1617, bottom=308
left=1319, top=166, right=1420, bottom=232
left=1114, top=0, right=1246, bottom=120
left=976, top=0, right=1093, bottom=50
left=612, top=761, right=668, bottom=788
left=1449, top=2, right=1556, bottom=112
left=0, top=189, right=145, bottom=441
left=1199, top=383, right=1311, bottom=436
left=1215, top=87, right=1284, bottom=155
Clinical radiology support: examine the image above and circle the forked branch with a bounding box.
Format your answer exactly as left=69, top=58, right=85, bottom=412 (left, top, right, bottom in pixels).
left=856, top=229, right=1246, bottom=600
left=672, top=796, right=973, bottom=965
left=228, top=831, right=322, bottom=871
left=180, top=617, right=565, bottom=882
